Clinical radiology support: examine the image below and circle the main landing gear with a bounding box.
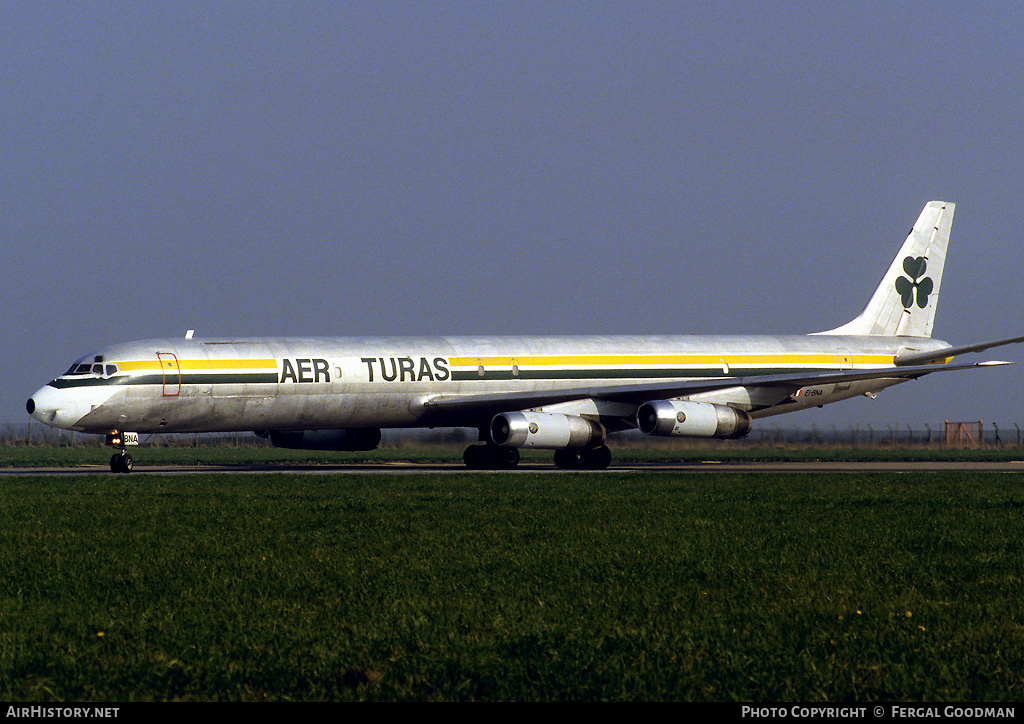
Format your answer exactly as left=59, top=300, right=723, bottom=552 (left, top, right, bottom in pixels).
left=553, top=445, right=612, bottom=470
left=462, top=443, right=613, bottom=470
left=463, top=444, right=521, bottom=470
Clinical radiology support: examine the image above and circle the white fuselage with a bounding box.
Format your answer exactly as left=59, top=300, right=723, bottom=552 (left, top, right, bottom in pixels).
left=28, top=333, right=949, bottom=435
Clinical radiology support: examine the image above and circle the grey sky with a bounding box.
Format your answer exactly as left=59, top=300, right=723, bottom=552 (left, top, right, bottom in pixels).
left=3, top=2, right=1023, bottom=431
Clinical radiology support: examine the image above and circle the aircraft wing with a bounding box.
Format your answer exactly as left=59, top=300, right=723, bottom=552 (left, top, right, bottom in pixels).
left=421, top=360, right=1009, bottom=421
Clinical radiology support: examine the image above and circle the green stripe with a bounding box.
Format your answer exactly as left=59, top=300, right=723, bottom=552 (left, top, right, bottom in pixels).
left=49, top=377, right=134, bottom=389
left=50, top=373, right=280, bottom=389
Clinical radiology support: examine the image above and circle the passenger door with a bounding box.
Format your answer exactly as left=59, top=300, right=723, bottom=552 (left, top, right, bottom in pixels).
left=157, top=352, right=181, bottom=397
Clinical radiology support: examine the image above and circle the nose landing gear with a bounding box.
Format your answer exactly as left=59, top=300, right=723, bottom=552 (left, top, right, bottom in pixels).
left=106, top=431, right=139, bottom=474
left=110, top=452, right=134, bottom=474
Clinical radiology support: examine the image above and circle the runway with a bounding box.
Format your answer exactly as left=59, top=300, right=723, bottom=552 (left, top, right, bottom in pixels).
left=4, top=460, right=1024, bottom=476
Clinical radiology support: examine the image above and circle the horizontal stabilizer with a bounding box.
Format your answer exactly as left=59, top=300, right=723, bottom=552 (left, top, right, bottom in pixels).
left=895, top=334, right=1024, bottom=366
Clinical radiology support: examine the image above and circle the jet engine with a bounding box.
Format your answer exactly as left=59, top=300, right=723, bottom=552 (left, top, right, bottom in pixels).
left=256, top=428, right=382, bottom=451
left=490, top=411, right=605, bottom=449
left=637, top=400, right=752, bottom=439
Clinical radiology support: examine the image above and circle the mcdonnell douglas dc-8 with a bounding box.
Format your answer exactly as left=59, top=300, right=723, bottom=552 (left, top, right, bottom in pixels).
left=27, top=201, right=1024, bottom=472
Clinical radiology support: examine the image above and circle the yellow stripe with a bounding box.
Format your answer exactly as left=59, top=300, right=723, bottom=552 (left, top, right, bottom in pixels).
left=118, top=358, right=277, bottom=371
left=448, top=354, right=894, bottom=367
left=181, top=359, right=277, bottom=370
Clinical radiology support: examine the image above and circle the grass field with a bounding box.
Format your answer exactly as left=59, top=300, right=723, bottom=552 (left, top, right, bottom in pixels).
left=2, top=471, right=1022, bottom=701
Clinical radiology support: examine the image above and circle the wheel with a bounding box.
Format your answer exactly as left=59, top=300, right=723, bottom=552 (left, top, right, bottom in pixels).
left=464, top=444, right=487, bottom=469
left=465, top=444, right=520, bottom=469
left=109, top=453, right=133, bottom=474
left=553, top=448, right=584, bottom=469
left=487, top=446, right=520, bottom=470
left=582, top=445, right=612, bottom=470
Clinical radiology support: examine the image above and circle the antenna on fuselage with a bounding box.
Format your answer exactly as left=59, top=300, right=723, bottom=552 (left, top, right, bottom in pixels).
left=185, top=329, right=194, bottom=339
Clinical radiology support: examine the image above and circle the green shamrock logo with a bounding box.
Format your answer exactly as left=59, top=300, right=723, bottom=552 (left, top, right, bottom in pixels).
left=894, top=256, right=933, bottom=309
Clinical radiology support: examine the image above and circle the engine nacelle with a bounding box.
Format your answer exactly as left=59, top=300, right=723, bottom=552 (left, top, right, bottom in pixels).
left=258, top=428, right=382, bottom=451
left=490, top=411, right=606, bottom=449
left=637, top=400, right=752, bottom=439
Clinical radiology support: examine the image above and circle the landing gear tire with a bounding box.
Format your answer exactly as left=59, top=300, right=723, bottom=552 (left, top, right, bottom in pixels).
left=553, top=449, right=585, bottom=469
left=582, top=445, right=612, bottom=470
left=464, top=444, right=486, bottom=469
left=463, top=444, right=520, bottom=470
left=553, top=446, right=611, bottom=470
left=110, top=453, right=133, bottom=474
left=488, top=446, right=520, bottom=470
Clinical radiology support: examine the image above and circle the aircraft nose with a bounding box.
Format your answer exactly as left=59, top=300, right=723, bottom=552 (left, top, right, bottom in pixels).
left=27, top=385, right=69, bottom=427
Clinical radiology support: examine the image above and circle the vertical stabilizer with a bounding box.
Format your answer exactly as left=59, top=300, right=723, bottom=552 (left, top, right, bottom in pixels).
left=818, top=201, right=954, bottom=337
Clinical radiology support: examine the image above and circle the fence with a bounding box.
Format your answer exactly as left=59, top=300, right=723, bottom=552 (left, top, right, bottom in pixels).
left=755, top=421, right=1023, bottom=448
left=6, top=420, right=1024, bottom=449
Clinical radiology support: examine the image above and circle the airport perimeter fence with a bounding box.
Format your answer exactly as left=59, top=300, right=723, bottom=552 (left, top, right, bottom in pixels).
left=5, top=420, right=1024, bottom=449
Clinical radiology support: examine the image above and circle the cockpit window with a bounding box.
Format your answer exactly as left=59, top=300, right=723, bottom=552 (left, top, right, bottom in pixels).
left=65, top=362, right=93, bottom=376
left=63, top=356, right=117, bottom=377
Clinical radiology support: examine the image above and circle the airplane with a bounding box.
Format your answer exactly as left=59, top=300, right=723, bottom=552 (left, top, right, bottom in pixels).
left=26, top=201, right=1024, bottom=473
